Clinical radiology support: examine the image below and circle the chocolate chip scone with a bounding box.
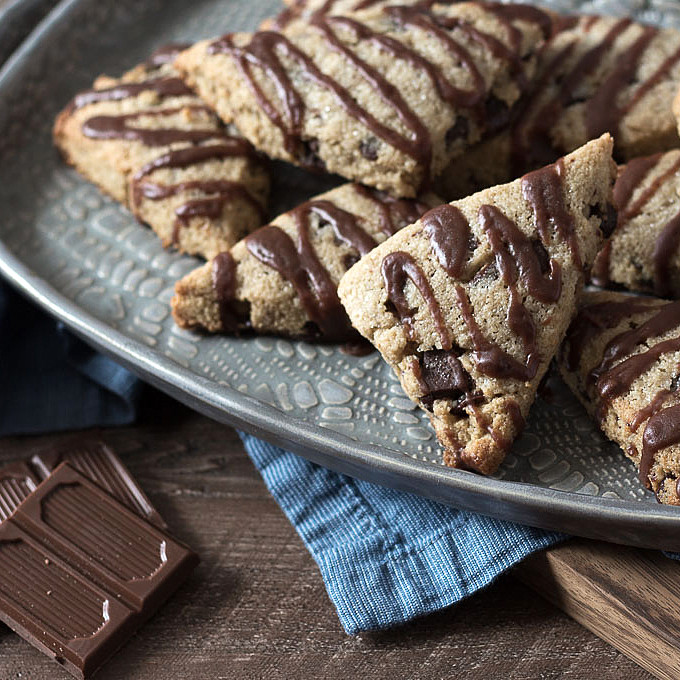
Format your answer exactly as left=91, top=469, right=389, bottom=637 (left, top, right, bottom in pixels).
left=175, top=2, right=551, bottom=198
left=437, top=14, right=680, bottom=200
left=559, top=291, right=680, bottom=505
left=590, top=150, right=680, bottom=297
left=53, top=44, right=269, bottom=260
left=338, top=135, right=616, bottom=474
left=172, top=183, right=436, bottom=340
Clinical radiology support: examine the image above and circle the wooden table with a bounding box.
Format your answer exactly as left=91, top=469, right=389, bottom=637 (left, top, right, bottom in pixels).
left=0, top=389, right=653, bottom=679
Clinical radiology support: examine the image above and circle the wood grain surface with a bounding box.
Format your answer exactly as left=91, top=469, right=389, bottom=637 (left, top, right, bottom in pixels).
left=0, top=389, right=655, bottom=679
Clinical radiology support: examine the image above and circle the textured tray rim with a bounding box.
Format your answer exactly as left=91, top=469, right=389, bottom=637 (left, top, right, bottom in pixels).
left=3, top=0, right=680, bottom=550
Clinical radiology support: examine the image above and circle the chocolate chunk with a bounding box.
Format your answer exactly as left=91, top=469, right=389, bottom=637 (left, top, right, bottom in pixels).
left=359, top=136, right=380, bottom=160
left=445, top=116, right=469, bottom=147
left=298, top=138, right=326, bottom=171
left=471, top=261, right=499, bottom=285
left=31, top=438, right=166, bottom=529
left=484, top=95, right=510, bottom=133
left=0, top=463, right=197, bottom=679
left=671, top=374, right=680, bottom=392
left=343, top=253, right=360, bottom=270
left=419, top=349, right=475, bottom=411
left=531, top=238, right=551, bottom=275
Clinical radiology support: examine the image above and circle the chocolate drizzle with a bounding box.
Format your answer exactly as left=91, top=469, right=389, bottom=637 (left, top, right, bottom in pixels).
left=382, top=251, right=452, bottom=349
left=564, top=299, right=658, bottom=372
left=210, top=3, right=545, bottom=185
left=521, top=159, right=580, bottom=268
left=351, top=184, right=429, bottom=236
left=69, top=77, right=193, bottom=113
left=82, top=106, right=220, bottom=146
left=640, top=404, right=680, bottom=489
left=422, top=204, right=472, bottom=279
left=131, top=143, right=264, bottom=243
left=584, top=301, right=680, bottom=417
left=212, top=252, right=242, bottom=332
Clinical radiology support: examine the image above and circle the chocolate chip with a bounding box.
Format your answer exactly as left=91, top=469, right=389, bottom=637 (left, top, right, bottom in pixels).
left=468, top=234, right=479, bottom=252
left=531, top=239, right=551, bottom=275
left=671, top=375, right=680, bottom=392
left=418, top=349, right=476, bottom=412
left=484, top=95, right=510, bottom=133
left=301, top=321, right=322, bottom=340
left=445, top=117, right=469, bottom=147
left=359, top=137, right=380, bottom=161
left=297, top=139, right=326, bottom=171
left=343, top=253, right=360, bottom=270
left=471, top=261, right=498, bottom=285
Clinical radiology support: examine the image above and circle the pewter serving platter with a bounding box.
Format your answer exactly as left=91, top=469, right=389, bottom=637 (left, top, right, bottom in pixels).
left=2, top=0, right=680, bottom=549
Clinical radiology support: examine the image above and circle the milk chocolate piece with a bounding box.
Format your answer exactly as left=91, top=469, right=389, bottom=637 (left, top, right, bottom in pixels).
left=0, top=464, right=198, bottom=678
left=31, top=438, right=166, bottom=529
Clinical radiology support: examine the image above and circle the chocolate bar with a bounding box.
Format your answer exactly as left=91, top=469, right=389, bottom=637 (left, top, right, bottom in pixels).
left=0, top=463, right=198, bottom=679
left=31, top=438, right=166, bottom=529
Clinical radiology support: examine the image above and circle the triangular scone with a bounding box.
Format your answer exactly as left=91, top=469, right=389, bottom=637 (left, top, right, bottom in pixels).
left=53, top=45, right=269, bottom=260
left=338, top=135, right=616, bottom=474
left=558, top=291, right=680, bottom=505
left=437, top=15, right=680, bottom=200
left=590, top=150, right=680, bottom=297
left=172, top=183, right=436, bottom=340
left=174, top=2, right=551, bottom=197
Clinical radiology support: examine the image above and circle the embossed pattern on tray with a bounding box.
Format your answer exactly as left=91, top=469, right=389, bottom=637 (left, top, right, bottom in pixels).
left=1, top=0, right=680, bottom=509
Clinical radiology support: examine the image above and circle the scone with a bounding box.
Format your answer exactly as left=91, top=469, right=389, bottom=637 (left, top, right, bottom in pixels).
left=172, top=183, right=435, bottom=340
left=175, top=2, right=551, bottom=197
left=338, top=135, right=616, bottom=474
left=437, top=15, right=680, bottom=199
left=591, top=150, right=680, bottom=297
left=559, top=291, right=680, bottom=505
left=53, top=44, right=269, bottom=260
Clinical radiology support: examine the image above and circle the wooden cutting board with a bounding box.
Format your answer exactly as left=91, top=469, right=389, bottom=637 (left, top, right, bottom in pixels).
left=515, top=540, right=680, bottom=680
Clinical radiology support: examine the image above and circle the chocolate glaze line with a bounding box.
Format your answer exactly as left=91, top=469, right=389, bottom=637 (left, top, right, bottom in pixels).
left=350, top=183, right=428, bottom=235
left=640, top=403, right=680, bottom=490
left=212, top=251, right=242, bottom=332
left=382, top=251, right=452, bottom=349
left=564, top=299, right=659, bottom=372
left=69, top=77, right=194, bottom=113
left=314, top=14, right=432, bottom=171
left=244, top=197, right=406, bottom=339
left=246, top=223, right=351, bottom=339
left=422, top=204, right=471, bottom=279
left=82, top=106, right=221, bottom=146
left=629, top=387, right=674, bottom=433
left=454, top=283, right=535, bottom=381
left=522, top=159, right=580, bottom=268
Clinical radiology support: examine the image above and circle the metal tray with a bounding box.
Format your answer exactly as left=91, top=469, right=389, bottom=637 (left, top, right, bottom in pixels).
left=2, top=0, right=680, bottom=549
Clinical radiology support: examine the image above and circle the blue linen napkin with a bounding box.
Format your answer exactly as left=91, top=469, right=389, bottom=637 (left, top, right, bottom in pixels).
left=239, top=432, right=564, bottom=633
